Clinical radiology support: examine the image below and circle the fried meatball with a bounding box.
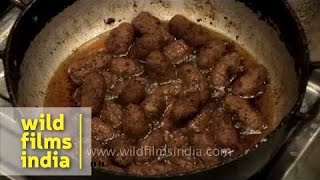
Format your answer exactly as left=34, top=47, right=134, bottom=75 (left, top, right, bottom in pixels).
left=122, top=104, right=150, bottom=138
left=224, top=94, right=265, bottom=132
left=128, top=32, right=165, bottom=59
left=98, top=69, right=117, bottom=89
left=210, top=109, right=239, bottom=148
left=142, top=82, right=182, bottom=119
left=233, top=64, right=268, bottom=98
left=100, top=101, right=123, bottom=129
left=167, top=130, right=196, bottom=171
left=109, top=80, right=126, bottom=97
left=132, top=12, right=161, bottom=34
left=132, top=12, right=174, bottom=44
left=156, top=81, right=183, bottom=97
left=169, top=15, right=209, bottom=47
left=106, top=22, right=135, bottom=55
left=166, top=130, right=189, bottom=149
left=197, top=40, right=228, bottom=69
left=163, top=40, right=192, bottom=64
left=135, top=130, right=165, bottom=163
left=178, top=64, right=209, bottom=104
left=92, top=139, right=108, bottom=163
left=159, top=26, right=175, bottom=44
left=210, top=52, right=243, bottom=87
left=187, top=105, right=213, bottom=133
left=80, top=72, right=106, bottom=115
left=118, top=79, right=146, bottom=105
left=107, top=137, right=134, bottom=167
left=142, top=91, right=166, bottom=119
left=146, top=51, right=175, bottom=82
left=110, top=57, right=143, bottom=77
left=92, top=117, right=116, bottom=142
left=92, top=140, right=126, bottom=173
left=68, top=51, right=111, bottom=84
left=170, top=94, right=200, bottom=125
left=178, top=64, right=200, bottom=84
left=189, top=132, right=219, bottom=165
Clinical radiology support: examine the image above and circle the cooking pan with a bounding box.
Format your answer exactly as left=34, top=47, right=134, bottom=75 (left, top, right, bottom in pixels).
left=0, top=0, right=319, bottom=179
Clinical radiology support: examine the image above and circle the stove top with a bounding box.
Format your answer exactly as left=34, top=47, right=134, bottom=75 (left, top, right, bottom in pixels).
left=0, top=1, right=319, bottom=179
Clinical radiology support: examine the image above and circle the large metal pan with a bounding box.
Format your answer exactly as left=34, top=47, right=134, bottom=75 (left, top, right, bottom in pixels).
left=1, top=0, right=319, bottom=179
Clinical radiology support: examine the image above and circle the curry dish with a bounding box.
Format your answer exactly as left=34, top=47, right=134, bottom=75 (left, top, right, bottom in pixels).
left=45, top=12, right=271, bottom=175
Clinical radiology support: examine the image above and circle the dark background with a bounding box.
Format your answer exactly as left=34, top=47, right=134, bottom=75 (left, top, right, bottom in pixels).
left=0, top=0, right=11, bottom=17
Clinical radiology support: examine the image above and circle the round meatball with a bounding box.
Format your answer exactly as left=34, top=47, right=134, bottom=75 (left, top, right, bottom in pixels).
left=165, top=130, right=197, bottom=173
left=110, top=57, right=143, bottom=77
left=132, top=12, right=161, bottom=34
left=178, top=64, right=209, bottom=104
left=68, top=51, right=111, bottom=84
left=92, top=139, right=126, bottom=173
left=189, top=132, right=220, bottom=165
left=142, top=91, right=166, bottom=119
left=109, top=80, right=126, bottom=97
left=209, top=109, right=239, bottom=148
left=166, top=130, right=189, bottom=149
left=92, top=117, right=116, bottom=142
left=122, top=104, right=150, bottom=138
left=169, top=15, right=209, bottom=47
left=224, top=94, right=265, bottom=131
left=187, top=105, right=214, bottom=133
left=170, top=93, right=200, bottom=125
left=156, top=81, right=183, bottom=97
left=92, top=139, right=108, bottom=163
left=163, top=40, right=192, bottom=64
left=106, top=22, right=135, bottom=55
left=233, top=64, right=268, bottom=98
left=210, top=52, right=243, bottom=87
left=128, top=32, right=165, bottom=59
left=80, top=72, right=106, bottom=115
left=189, top=133, right=216, bottom=148
left=98, top=69, right=117, bottom=90
left=197, top=40, right=228, bottom=69
left=100, top=101, right=123, bottom=129
left=142, top=82, right=182, bottom=119
left=134, top=130, right=165, bottom=163
left=146, top=51, right=175, bottom=82
left=118, top=79, right=146, bottom=105
left=132, top=12, right=174, bottom=44
left=107, top=137, right=134, bottom=167
left=159, top=26, right=175, bottom=44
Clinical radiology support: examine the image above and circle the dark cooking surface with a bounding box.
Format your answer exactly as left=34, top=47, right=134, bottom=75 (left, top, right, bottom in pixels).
left=44, top=12, right=271, bottom=176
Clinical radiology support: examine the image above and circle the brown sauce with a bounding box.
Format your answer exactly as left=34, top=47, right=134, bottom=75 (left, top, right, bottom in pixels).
left=44, top=18, right=274, bottom=175
left=44, top=33, right=108, bottom=107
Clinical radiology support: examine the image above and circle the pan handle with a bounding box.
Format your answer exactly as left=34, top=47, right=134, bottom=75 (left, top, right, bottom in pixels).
left=9, top=0, right=32, bottom=10
left=310, top=61, right=320, bottom=71
left=0, top=50, right=10, bottom=103
left=0, top=51, right=11, bottom=103
left=295, top=63, right=320, bottom=120
left=0, top=0, right=32, bottom=59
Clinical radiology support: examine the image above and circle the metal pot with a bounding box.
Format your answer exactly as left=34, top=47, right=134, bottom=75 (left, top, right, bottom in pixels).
left=0, top=0, right=319, bottom=179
